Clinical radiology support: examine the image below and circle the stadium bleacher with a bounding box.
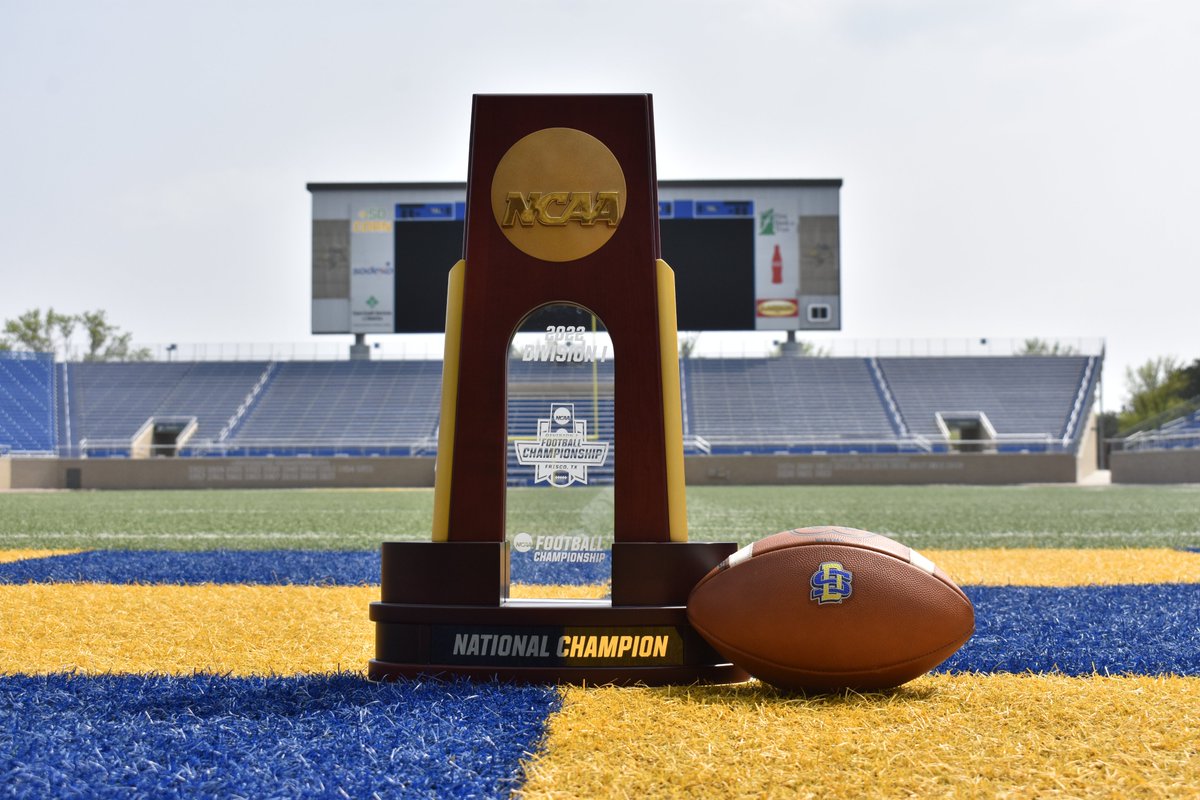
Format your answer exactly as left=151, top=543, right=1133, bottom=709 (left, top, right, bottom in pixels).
left=683, top=358, right=900, bottom=452
left=0, top=353, right=1102, bottom=471
left=228, top=361, right=443, bottom=456
left=1122, top=408, right=1200, bottom=451
left=61, top=362, right=268, bottom=455
left=877, top=356, right=1097, bottom=451
left=0, top=353, right=55, bottom=453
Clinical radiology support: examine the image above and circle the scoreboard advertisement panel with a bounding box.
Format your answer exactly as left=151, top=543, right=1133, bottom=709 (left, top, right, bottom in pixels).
left=309, top=180, right=840, bottom=334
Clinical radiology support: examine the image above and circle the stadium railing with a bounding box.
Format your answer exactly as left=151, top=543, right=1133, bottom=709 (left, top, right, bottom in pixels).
left=1061, top=355, right=1100, bottom=447
left=1116, top=431, right=1200, bottom=452
left=180, top=436, right=439, bottom=458
left=1111, top=398, right=1200, bottom=453
left=867, top=357, right=909, bottom=437
left=685, top=433, right=1065, bottom=456
left=60, top=432, right=1074, bottom=460
left=118, top=337, right=1106, bottom=364
left=217, top=363, right=278, bottom=441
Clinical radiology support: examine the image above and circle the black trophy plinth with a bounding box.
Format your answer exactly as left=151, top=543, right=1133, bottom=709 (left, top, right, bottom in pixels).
left=369, top=541, right=749, bottom=685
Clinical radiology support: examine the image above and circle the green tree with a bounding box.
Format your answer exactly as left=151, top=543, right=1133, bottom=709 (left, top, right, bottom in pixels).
left=1095, top=410, right=1120, bottom=468
left=1179, top=359, right=1200, bottom=400
left=1, top=308, right=150, bottom=361
left=1, top=308, right=76, bottom=356
left=771, top=335, right=829, bottom=357
left=78, top=310, right=151, bottom=362
left=796, top=340, right=829, bottom=357
left=1018, top=338, right=1078, bottom=356
left=1119, top=356, right=1189, bottom=429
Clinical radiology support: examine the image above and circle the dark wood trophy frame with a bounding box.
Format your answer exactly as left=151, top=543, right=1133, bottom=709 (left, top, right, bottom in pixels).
left=369, top=95, right=748, bottom=685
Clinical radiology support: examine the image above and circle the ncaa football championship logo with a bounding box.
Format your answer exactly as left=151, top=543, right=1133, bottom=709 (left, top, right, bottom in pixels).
left=513, top=403, right=609, bottom=487
left=490, top=127, right=627, bottom=263
left=810, top=561, right=853, bottom=604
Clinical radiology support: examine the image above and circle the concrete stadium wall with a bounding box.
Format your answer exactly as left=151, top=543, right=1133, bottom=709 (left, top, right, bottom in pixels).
left=1110, top=449, right=1200, bottom=484
left=0, top=457, right=10, bottom=490
left=684, top=452, right=1079, bottom=485
left=8, top=457, right=435, bottom=490
left=5, top=452, right=1081, bottom=490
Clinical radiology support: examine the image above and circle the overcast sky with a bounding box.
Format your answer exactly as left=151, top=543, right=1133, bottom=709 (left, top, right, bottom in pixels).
left=2, top=0, right=1197, bottom=406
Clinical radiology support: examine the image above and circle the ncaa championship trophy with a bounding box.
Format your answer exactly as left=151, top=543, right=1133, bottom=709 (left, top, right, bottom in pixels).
left=369, top=95, right=748, bottom=684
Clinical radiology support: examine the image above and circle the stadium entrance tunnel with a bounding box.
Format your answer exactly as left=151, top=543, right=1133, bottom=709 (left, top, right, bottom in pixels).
left=936, top=411, right=996, bottom=454
left=134, top=417, right=198, bottom=458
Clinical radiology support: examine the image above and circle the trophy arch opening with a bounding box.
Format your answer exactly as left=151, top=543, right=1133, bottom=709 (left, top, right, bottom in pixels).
left=505, top=302, right=615, bottom=599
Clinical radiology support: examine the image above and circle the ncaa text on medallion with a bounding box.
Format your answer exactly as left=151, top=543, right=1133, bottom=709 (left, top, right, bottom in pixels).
left=500, top=191, right=621, bottom=227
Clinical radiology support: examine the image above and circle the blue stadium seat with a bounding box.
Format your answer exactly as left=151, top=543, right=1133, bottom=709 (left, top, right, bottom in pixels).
left=877, top=356, right=1095, bottom=442
left=0, top=352, right=56, bottom=453
left=229, top=361, right=443, bottom=455
left=62, top=362, right=268, bottom=453
left=1123, top=409, right=1200, bottom=451
left=38, top=353, right=1101, bottom=460
left=683, top=358, right=898, bottom=452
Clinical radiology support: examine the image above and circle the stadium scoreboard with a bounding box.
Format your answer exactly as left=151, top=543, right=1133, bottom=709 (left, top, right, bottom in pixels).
left=308, top=179, right=841, bottom=334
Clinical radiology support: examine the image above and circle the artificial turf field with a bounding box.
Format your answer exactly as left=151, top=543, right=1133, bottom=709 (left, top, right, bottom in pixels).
left=2, top=484, right=1199, bottom=797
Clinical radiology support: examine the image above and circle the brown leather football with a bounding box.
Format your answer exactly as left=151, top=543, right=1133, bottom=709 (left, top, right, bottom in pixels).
left=687, top=526, right=974, bottom=692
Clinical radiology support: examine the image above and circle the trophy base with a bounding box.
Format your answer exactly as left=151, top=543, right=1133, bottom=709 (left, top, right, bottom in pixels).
left=370, top=541, right=748, bottom=686
left=369, top=598, right=750, bottom=686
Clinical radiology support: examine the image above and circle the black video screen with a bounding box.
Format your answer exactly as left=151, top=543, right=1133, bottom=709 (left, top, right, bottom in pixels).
left=660, top=218, right=755, bottom=331
left=393, top=221, right=465, bottom=333
left=392, top=217, right=755, bottom=332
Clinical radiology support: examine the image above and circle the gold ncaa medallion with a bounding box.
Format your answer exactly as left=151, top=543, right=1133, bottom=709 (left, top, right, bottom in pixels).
left=491, top=127, right=627, bottom=262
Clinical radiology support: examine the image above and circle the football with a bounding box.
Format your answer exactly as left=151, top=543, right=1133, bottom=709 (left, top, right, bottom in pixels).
left=687, top=526, right=974, bottom=691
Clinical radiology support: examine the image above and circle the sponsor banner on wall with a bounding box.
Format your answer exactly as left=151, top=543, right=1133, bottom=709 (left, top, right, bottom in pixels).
left=349, top=203, right=395, bottom=333
left=754, top=201, right=801, bottom=331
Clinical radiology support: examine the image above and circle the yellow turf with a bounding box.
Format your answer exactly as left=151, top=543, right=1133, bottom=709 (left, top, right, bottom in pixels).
left=926, top=548, right=1200, bottom=586
left=518, top=674, right=1200, bottom=799
left=0, top=582, right=604, bottom=675
left=0, top=584, right=375, bottom=675
left=511, top=583, right=610, bottom=600
left=0, top=549, right=80, bottom=564
left=3, top=548, right=1198, bottom=797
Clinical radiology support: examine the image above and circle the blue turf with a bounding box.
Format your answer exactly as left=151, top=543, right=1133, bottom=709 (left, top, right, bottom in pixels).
left=3, top=552, right=1198, bottom=676
left=939, top=585, right=1200, bottom=677
left=0, top=550, right=379, bottom=586
left=0, top=549, right=609, bottom=587
left=0, top=673, right=560, bottom=799
left=509, top=550, right=610, bottom=586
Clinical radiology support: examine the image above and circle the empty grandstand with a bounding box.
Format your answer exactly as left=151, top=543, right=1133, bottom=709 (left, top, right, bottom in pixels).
left=46, top=360, right=445, bottom=458
left=63, top=362, right=268, bottom=456
left=0, top=352, right=1102, bottom=482
left=877, top=355, right=1099, bottom=453
left=225, top=361, right=443, bottom=456
left=683, top=358, right=900, bottom=453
